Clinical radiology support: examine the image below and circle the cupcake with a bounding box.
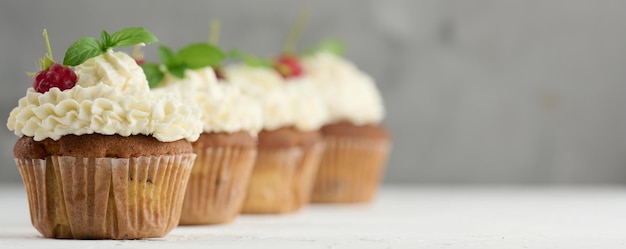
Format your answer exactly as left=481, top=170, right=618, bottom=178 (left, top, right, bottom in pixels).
left=7, top=28, right=203, bottom=239
left=224, top=54, right=328, bottom=214
left=145, top=43, right=263, bottom=225
left=302, top=44, right=391, bottom=203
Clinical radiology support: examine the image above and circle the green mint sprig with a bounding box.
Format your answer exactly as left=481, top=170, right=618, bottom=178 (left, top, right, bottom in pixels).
left=303, top=39, right=346, bottom=57
left=227, top=49, right=273, bottom=68
left=63, top=27, right=158, bottom=66
left=142, top=43, right=225, bottom=88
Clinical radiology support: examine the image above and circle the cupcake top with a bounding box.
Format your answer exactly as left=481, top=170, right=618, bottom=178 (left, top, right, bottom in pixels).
left=7, top=50, right=203, bottom=142
left=7, top=27, right=203, bottom=142
left=302, top=51, right=385, bottom=125
left=154, top=67, right=263, bottom=136
left=224, top=65, right=328, bottom=131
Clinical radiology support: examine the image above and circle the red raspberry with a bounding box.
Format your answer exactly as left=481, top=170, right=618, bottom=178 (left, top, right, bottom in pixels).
left=134, top=58, right=145, bottom=65
left=274, top=55, right=303, bottom=78
left=33, top=63, right=77, bottom=93
left=213, top=66, right=225, bottom=80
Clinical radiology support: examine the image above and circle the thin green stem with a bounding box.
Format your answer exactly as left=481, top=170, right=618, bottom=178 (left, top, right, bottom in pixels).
left=43, top=29, right=53, bottom=60
left=132, top=44, right=144, bottom=60
left=282, top=8, right=310, bottom=54
left=209, top=18, right=220, bottom=45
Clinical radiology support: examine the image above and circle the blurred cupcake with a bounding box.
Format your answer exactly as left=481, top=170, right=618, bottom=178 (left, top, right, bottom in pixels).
left=224, top=56, right=328, bottom=214
left=7, top=28, right=202, bottom=239
left=147, top=43, right=263, bottom=224
left=302, top=44, right=391, bottom=203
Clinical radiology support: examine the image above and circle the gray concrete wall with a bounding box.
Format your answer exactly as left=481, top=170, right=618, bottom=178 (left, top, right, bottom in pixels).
left=2, top=0, right=626, bottom=184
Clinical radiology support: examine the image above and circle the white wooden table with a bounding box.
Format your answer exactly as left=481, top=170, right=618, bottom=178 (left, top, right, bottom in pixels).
left=1, top=184, right=625, bottom=248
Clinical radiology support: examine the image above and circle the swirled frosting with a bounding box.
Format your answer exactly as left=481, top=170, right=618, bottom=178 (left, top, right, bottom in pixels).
left=224, top=65, right=328, bottom=131
left=7, top=50, right=203, bottom=142
left=153, top=67, right=263, bottom=136
left=302, top=52, right=385, bottom=125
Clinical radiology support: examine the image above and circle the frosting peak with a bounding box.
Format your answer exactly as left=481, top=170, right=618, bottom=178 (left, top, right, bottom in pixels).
left=153, top=67, right=263, bottom=136
left=224, top=65, right=329, bottom=131
left=75, top=49, right=149, bottom=92
left=302, top=52, right=385, bottom=125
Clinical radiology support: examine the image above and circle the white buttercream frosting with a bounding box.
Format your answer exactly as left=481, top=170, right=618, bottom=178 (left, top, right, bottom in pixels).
left=302, top=52, right=384, bottom=125
left=224, top=65, right=328, bottom=131
left=7, top=50, right=203, bottom=142
left=153, top=67, right=263, bottom=136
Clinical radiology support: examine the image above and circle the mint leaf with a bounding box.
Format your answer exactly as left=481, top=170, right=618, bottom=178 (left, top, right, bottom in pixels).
left=228, top=49, right=249, bottom=60
left=228, top=49, right=272, bottom=68
left=248, top=58, right=273, bottom=68
left=158, top=45, right=177, bottom=68
left=177, top=43, right=225, bottom=69
left=141, top=63, right=164, bottom=88
left=110, top=27, right=158, bottom=48
left=100, top=30, right=112, bottom=49
left=304, top=39, right=346, bottom=56
left=149, top=43, right=225, bottom=81
left=168, top=65, right=186, bottom=79
left=319, top=39, right=346, bottom=55
left=63, top=27, right=158, bottom=66
left=63, top=37, right=102, bottom=66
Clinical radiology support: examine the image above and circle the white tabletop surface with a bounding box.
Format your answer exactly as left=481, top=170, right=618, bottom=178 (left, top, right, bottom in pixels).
left=1, top=184, right=625, bottom=249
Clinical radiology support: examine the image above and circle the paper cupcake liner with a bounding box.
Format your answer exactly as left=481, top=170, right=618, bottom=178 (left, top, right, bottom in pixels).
left=241, top=146, right=303, bottom=214
left=16, top=154, right=195, bottom=239
left=241, top=139, right=324, bottom=214
left=311, top=136, right=390, bottom=203
left=179, top=145, right=256, bottom=225
left=288, top=141, right=325, bottom=211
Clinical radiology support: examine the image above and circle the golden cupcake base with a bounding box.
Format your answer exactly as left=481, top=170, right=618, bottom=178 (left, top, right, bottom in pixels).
left=16, top=154, right=194, bottom=239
